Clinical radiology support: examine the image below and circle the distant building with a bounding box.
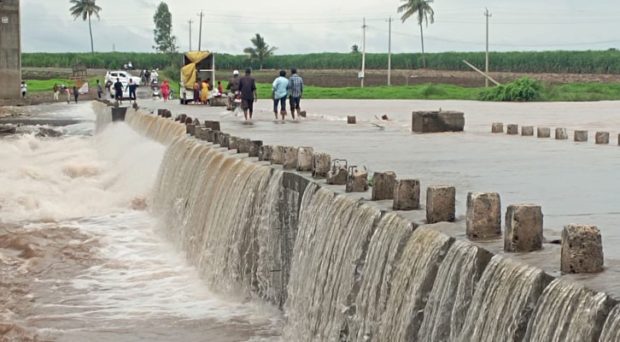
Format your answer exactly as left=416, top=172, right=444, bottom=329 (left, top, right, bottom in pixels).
left=0, top=0, right=21, bottom=99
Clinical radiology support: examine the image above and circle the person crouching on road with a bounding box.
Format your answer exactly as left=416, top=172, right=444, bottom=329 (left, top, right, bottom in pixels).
left=272, top=70, right=289, bottom=120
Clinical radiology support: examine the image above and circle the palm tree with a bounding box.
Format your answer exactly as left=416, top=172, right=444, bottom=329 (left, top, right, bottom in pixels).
left=69, top=0, right=102, bottom=54
left=398, top=0, right=434, bottom=68
left=243, top=34, right=277, bottom=70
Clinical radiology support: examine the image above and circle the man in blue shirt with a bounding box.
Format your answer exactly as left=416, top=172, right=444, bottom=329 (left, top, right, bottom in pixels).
left=288, top=68, right=304, bottom=119
left=272, top=70, right=289, bottom=120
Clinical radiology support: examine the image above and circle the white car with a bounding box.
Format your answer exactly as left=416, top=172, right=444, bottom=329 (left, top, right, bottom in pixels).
left=105, top=70, right=141, bottom=86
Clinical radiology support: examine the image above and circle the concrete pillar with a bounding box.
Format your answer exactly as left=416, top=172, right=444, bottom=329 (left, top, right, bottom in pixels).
left=270, top=146, right=285, bottom=165
left=346, top=169, right=369, bottom=193
left=238, top=139, right=252, bottom=154
left=0, top=0, right=21, bottom=99
left=466, top=192, right=502, bottom=240
left=426, top=186, right=456, bottom=224
left=595, top=132, right=610, bottom=145
left=347, top=116, right=357, bottom=124
left=219, top=133, right=230, bottom=148
left=537, top=127, right=551, bottom=138
left=504, top=204, right=543, bottom=252
left=206, top=129, right=216, bottom=142
left=186, top=124, right=196, bottom=136
left=393, top=179, right=420, bottom=211
left=561, top=224, right=604, bottom=274
left=574, top=130, right=588, bottom=142
left=283, top=147, right=298, bottom=169
left=204, top=120, right=221, bottom=131
left=521, top=126, right=534, bottom=136
left=214, top=131, right=224, bottom=145
left=555, top=128, right=568, bottom=140
left=248, top=140, right=263, bottom=158
left=296, top=147, right=314, bottom=172
left=196, top=127, right=209, bottom=141
left=506, top=124, right=519, bottom=135
left=312, top=153, right=331, bottom=179
left=228, top=136, right=239, bottom=150
left=412, top=111, right=465, bottom=133
left=491, top=122, right=504, bottom=133
left=258, top=145, right=273, bottom=161
left=327, top=161, right=348, bottom=185
left=371, top=171, right=398, bottom=201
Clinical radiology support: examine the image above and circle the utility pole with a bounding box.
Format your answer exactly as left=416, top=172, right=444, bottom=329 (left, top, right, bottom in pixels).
left=484, top=8, right=492, bottom=87
left=387, top=17, right=392, bottom=86
left=361, top=17, right=367, bottom=88
left=197, top=11, right=204, bottom=51
left=188, top=19, right=193, bottom=51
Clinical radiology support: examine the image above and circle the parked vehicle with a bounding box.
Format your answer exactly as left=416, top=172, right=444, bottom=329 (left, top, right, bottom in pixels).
left=105, top=70, right=141, bottom=87
left=179, top=51, right=215, bottom=105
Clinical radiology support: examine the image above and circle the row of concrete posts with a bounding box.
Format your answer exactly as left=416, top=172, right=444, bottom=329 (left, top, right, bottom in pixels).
left=492, top=122, right=618, bottom=145
left=183, top=116, right=604, bottom=276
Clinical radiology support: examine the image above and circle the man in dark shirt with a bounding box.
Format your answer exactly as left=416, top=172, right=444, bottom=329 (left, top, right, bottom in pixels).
left=238, top=68, right=257, bottom=120
left=113, top=78, right=124, bottom=104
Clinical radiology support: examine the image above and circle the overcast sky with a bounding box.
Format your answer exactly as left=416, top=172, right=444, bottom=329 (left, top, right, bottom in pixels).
left=21, top=0, right=620, bottom=54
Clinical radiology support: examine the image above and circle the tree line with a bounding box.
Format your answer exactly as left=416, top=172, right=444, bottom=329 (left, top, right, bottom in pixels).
left=22, top=50, right=620, bottom=74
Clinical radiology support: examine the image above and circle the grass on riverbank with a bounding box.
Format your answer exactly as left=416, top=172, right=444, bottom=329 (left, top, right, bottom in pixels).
left=23, top=79, right=620, bottom=102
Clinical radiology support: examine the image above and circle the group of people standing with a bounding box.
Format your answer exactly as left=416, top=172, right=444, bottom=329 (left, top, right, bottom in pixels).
left=225, top=68, right=304, bottom=121
left=192, top=78, right=224, bottom=105
left=271, top=68, right=304, bottom=120
left=52, top=83, right=80, bottom=104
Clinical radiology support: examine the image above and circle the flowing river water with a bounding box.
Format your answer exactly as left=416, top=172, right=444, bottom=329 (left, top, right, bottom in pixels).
left=2, top=100, right=620, bottom=341
left=0, top=104, right=281, bottom=341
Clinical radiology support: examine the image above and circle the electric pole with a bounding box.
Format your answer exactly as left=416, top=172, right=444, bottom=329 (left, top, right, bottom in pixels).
left=197, top=11, right=204, bottom=51
left=388, top=17, right=392, bottom=86
left=188, top=19, right=193, bottom=51
left=361, top=17, right=367, bottom=88
left=484, top=8, right=492, bottom=87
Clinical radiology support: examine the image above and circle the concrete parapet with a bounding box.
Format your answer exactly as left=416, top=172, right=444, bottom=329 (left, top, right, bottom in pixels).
left=393, top=179, right=420, bottom=211
left=346, top=168, right=369, bottom=193
left=283, top=147, right=298, bottom=169
left=507, top=124, right=519, bottom=135
left=574, top=130, right=588, bottom=142
left=258, top=145, right=273, bottom=161
left=466, top=192, right=502, bottom=240
left=555, top=128, right=568, bottom=140
left=411, top=111, right=465, bottom=133
left=426, top=186, right=456, bottom=224
left=521, top=126, right=534, bottom=136
left=296, top=147, right=314, bottom=172
left=596, top=132, right=610, bottom=145
left=249, top=141, right=263, bottom=158
left=491, top=122, right=504, bottom=133
left=371, top=171, right=398, bottom=201
left=327, top=160, right=348, bottom=185
left=504, top=204, right=543, bottom=252
left=561, top=224, right=604, bottom=274
left=537, top=127, right=551, bottom=138
left=312, top=153, right=331, bottom=179
left=271, top=146, right=285, bottom=165
left=347, top=116, right=357, bottom=124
